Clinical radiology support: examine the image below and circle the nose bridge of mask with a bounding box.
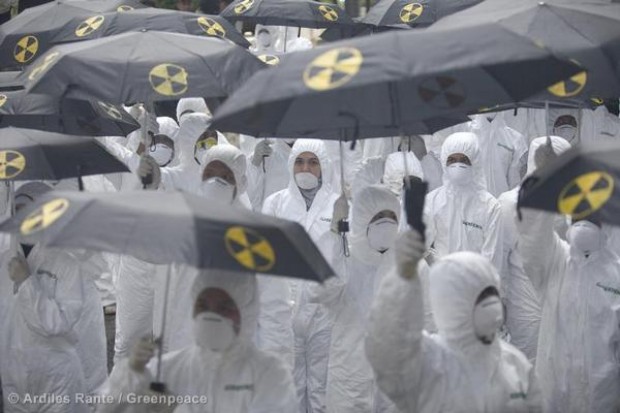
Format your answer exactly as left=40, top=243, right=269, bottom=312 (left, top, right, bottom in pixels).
left=201, top=176, right=235, bottom=202
left=446, top=162, right=472, bottom=184
left=193, top=311, right=237, bottom=352
left=367, top=217, right=398, bottom=252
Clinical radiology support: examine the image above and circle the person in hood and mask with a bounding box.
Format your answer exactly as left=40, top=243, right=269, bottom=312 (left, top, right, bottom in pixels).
left=517, top=150, right=620, bottom=412
left=366, top=229, right=542, bottom=412
left=99, top=270, right=297, bottom=413
left=424, top=132, right=503, bottom=269
left=176, top=97, right=210, bottom=125
left=262, top=139, right=339, bottom=413
left=497, top=136, right=571, bottom=362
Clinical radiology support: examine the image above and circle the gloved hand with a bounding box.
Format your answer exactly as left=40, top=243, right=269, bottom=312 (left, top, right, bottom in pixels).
left=395, top=229, right=426, bottom=279
left=251, top=139, right=273, bottom=167
left=129, top=337, right=155, bottom=372
left=8, top=256, right=30, bottom=284
left=137, top=155, right=162, bottom=190
left=534, top=138, right=558, bottom=170
left=331, top=194, right=349, bottom=233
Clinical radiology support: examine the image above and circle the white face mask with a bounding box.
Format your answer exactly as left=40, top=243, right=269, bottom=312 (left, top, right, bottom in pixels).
left=568, top=221, right=602, bottom=256
left=295, top=172, right=319, bottom=190
left=446, top=162, right=473, bottom=186
left=367, top=217, right=398, bottom=253
left=472, top=295, right=503, bottom=345
left=193, top=312, right=236, bottom=352
left=554, top=125, right=577, bottom=143
left=149, top=144, right=174, bottom=167
left=200, top=177, right=235, bottom=203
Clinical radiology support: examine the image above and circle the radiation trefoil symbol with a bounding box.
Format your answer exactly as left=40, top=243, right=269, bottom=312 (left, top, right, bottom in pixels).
left=0, top=94, right=7, bottom=108
left=20, top=198, right=70, bottom=236
left=548, top=70, right=587, bottom=98
left=399, top=2, right=423, bottom=23
left=0, top=150, right=26, bottom=179
left=98, top=101, right=122, bottom=120
left=319, top=5, right=339, bottom=22
left=258, top=54, right=280, bottom=66
left=197, top=17, right=226, bottom=37
left=14, top=36, right=38, bottom=63
left=234, top=0, right=254, bottom=14
left=418, top=76, right=466, bottom=109
left=303, top=47, right=362, bottom=91
left=225, top=226, right=276, bottom=272
left=75, top=15, right=105, bottom=37
left=149, top=64, right=188, bottom=97
left=558, top=171, right=614, bottom=219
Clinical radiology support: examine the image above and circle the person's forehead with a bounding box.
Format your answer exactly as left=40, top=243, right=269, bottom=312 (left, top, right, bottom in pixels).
left=297, top=152, right=318, bottom=160
left=196, top=287, right=235, bottom=303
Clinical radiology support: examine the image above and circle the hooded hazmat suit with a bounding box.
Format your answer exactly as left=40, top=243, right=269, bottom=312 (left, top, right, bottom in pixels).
left=366, top=248, right=542, bottom=413
left=246, top=138, right=292, bottom=212
left=100, top=270, right=297, bottom=413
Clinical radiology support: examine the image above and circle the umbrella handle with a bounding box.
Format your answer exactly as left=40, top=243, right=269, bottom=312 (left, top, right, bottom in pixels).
left=152, top=263, right=173, bottom=391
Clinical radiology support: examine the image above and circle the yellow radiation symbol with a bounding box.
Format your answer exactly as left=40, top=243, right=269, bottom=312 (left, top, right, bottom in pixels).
left=400, top=2, right=424, bottom=23
left=75, top=15, right=105, bottom=37
left=149, top=64, right=188, bottom=97
left=225, top=226, right=275, bottom=272
left=14, top=35, right=39, bottom=63
left=117, top=5, right=134, bottom=11
left=234, top=0, right=254, bottom=14
left=197, top=17, right=226, bottom=37
left=0, top=150, right=25, bottom=179
left=591, top=97, right=604, bottom=106
left=20, top=198, right=70, bottom=236
left=98, top=101, right=122, bottom=120
left=28, top=51, right=60, bottom=81
left=548, top=70, right=587, bottom=98
left=318, top=4, right=339, bottom=22
left=558, top=171, right=614, bottom=219
left=0, top=94, right=7, bottom=108
left=258, top=54, right=280, bottom=65
left=303, top=47, right=362, bottom=91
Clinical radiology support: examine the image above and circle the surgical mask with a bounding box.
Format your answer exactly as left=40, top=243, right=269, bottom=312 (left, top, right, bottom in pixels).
left=446, top=163, right=472, bottom=186
left=193, top=312, right=236, bottom=352
left=554, top=125, right=577, bottom=143
left=568, top=221, right=602, bottom=256
left=295, top=172, right=319, bottom=190
left=149, top=144, right=174, bottom=167
left=200, top=177, right=235, bottom=203
left=367, top=218, right=398, bottom=253
left=472, top=295, right=503, bottom=345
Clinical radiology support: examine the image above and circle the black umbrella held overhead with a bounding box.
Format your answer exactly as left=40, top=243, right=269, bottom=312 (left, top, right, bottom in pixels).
left=0, top=0, right=146, bottom=69
left=20, top=30, right=266, bottom=105
left=50, top=9, right=250, bottom=48
left=361, top=0, right=482, bottom=29
left=0, top=190, right=334, bottom=282
left=518, top=141, right=620, bottom=226
left=0, top=127, right=129, bottom=181
left=0, top=72, right=139, bottom=136
left=221, top=0, right=357, bottom=29
left=211, top=23, right=581, bottom=140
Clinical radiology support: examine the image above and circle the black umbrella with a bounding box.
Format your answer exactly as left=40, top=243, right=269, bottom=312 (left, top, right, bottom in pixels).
left=518, top=142, right=620, bottom=225
left=361, top=0, right=482, bottom=29
left=49, top=9, right=250, bottom=48
left=0, top=127, right=128, bottom=181
left=221, top=0, right=357, bottom=29
left=211, top=23, right=580, bottom=140
left=0, top=0, right=146, bottom=69
left=20, top=30, right=266, bottom=104
left=433, top=0, right=620, bottom=105
left=0, top=72, right=139, bottom=136
left=0, top=190, right=334, bottom=281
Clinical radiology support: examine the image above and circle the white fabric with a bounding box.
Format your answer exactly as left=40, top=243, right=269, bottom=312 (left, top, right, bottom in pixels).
left=517, top=208, right=620, bottom=413
left=100, top=270, right=297, bottom=413
left=247, top=139, right=291, bottom=212
left=176, top=98, right=210, bottom=124
left=365, top=251, right=542, bottom=413
left=157, top=116, right=180, bottom=142
left=382, top=152, right=424, bottom=196
left=201, top=144, right=248, bottom=195
left=424, top=132, right=503, bottom=269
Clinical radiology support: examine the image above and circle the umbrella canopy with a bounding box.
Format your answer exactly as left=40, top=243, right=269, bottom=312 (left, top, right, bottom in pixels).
left=0, top=0, right=146, bottom=69
left=211, top=23, right=580, bottom=140
left=221, top=0, right=357, bottom=28
left=0, top=72, right=139, bottom=136
left=362, top=0, right=482, bottom=28
left=518, top=141, right=620, bottom=226
left=20, top=30, right=266, bottom=105
left=0, top=127, right=128, bottom=180
left=433, top=0, right=620, bottom=105
left=49, top=9, right=250, bottom=48
left=0, top=190, right=334, bottom=281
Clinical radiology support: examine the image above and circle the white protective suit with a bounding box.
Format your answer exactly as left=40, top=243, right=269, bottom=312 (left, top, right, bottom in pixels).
left=100, top=270, right=297, bottom=413
left=246, top=138, right=292, bottom=211
left=382, top=151, right=425, bottom=198
left=517, top=212, right=620, bottom=412
left=424, top=132, right=503, bottom=269
left=497, top=136, right=571, bottom=361
left=366, top=250, right=542, bottom=413
left=262, top=139, right=339, bottom=413
left=325, top=185, right=401, bottom=413
left=176, top=97, right=210, bottom=123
